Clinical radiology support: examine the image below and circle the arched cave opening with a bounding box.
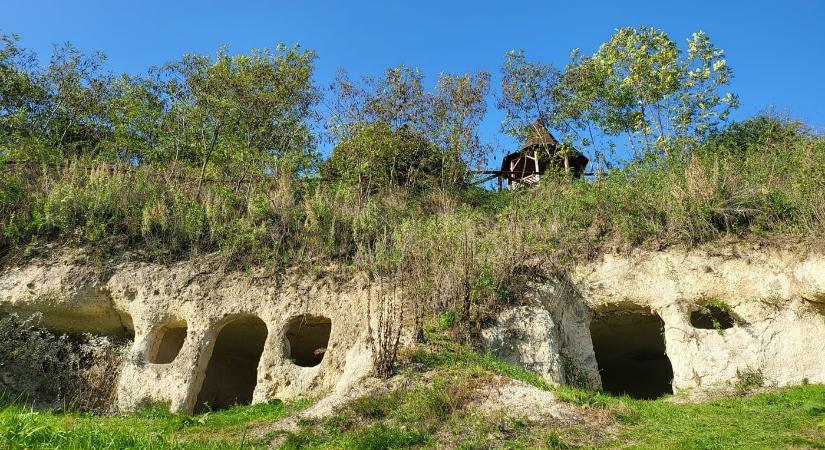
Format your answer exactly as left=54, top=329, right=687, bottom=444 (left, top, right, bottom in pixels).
left=195, top=316, right=268, bottom=412
left=146, top=319, right=187, bottom=364
left=589, top=307, right=674, bottom=399
left=690, top=304, right=735, bottom=330
left=118, top=311, right=136, bottom=341
left=284, top=314, right=331, bottom=367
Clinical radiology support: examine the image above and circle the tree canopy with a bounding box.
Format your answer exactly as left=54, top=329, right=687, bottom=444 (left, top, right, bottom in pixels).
left=327, top=64, right=490, bottom=191
left=322, top=121, right=445, bottom=193
left=2, top=26, right=743, bottom=187
left=499, top=26, right=739, bottom=166
left=0, top=36, right=319, bottom=187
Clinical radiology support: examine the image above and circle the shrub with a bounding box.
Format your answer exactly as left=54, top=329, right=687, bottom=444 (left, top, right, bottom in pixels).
left=734, top=368, right=765, bottom=395
left=321, top=121, right=461, bottom=194
left=0, top=313, right=128, bottom=412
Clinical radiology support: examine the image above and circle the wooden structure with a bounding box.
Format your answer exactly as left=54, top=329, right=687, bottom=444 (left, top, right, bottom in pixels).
left=496, top=119, right=588, bottom=190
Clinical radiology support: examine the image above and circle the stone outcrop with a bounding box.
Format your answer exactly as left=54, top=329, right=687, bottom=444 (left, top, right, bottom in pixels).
left=1, top=243, right=823, bottom=411
left=484, top=244, right=825, bottom=395
left=0, top=251, right=374, bottom=413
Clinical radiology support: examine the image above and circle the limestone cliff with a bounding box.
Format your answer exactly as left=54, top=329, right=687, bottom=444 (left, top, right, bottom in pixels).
left=1, top=243, right=823, bottom=412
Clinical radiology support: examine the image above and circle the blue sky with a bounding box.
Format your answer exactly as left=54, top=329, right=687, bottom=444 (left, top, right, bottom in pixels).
left=4, top=0, right=824, bottom=164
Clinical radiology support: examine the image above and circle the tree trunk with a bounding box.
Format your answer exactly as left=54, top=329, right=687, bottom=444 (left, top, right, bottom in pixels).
left=195, top=125, right=221, bottom=201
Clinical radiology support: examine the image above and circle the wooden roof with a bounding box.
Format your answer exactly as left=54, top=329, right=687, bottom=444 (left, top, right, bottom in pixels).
left=521, top=118, right=558, bottom=150
left=499, top=118, right=589, bottom=177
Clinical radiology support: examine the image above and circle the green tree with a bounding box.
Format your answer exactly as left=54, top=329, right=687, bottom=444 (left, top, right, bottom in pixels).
left=497, top=50, right=581, bottom=171
left=322, top=121, right=444, bottom=193
left=103, top=74, right=164, bottom=164
left=0, top=34, right=44, bottom=160
left=156, top=45, right=319, bottom=195
left=430, top=71, right=491, bottom=184
left=36, top=42, right=113, bottom=159
left=0, top=36, right=112, bottom=162
left=500, top=26, right=738, bottom=162
left=328, top=65, right=490, bottom=192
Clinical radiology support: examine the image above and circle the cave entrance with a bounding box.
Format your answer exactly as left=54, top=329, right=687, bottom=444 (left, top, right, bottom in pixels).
left=284, top=315, right=331, bottom=367
left=589, top=307, right=673, bottom=399
left=147, top=319, right=187, bottom=364
left=195, top=316, right=267, bottom=412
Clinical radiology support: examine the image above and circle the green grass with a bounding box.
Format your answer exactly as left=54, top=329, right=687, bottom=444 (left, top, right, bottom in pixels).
left=0, top=398, right=311, bottom=449
left=407, top=334, right=554, bottom=392
left=612, top=385, right=825, bottom=449
left=2, top=338, right=824, bottom=449
left=276, top=338, right=825, bottom=449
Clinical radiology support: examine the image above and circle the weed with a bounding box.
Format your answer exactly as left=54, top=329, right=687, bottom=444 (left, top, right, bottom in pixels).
left=734, top=367, right=765, bottom=395
left=693, top=297, right=738, bottom=334
left=544, top=431, right=574, bottom=449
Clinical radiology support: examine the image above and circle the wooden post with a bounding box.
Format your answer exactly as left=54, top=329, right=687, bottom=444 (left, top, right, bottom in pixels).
left=510, top=158, right=517, bottom=190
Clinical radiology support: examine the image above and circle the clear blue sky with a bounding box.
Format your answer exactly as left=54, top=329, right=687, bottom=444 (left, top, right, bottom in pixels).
left=4, top=0, right=824, bottom=163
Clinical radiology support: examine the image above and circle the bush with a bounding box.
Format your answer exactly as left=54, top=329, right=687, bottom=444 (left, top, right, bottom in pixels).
left=321, top=121, right=462, bottom=194
left=0, top=313, right=128, bottom=412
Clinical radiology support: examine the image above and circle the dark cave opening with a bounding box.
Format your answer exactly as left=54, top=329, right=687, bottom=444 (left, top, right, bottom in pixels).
left=589, top=308, right=674, bottom=399
left=195, top=316, right=267, bottom=412
left=690, top=304, right=735, bottom=330
left=284, top=314, right=331, bottom=367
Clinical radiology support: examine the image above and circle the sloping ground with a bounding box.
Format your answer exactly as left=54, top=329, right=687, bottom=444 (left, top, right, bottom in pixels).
left=1, top=243, right=824, bottom=448
left=2, top=338, right=824, bottom=449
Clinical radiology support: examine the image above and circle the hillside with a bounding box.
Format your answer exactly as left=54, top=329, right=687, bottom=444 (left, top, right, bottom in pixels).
left=3, top=334, right=825, bottom=449
left=2, top=24, right=825, bottom=450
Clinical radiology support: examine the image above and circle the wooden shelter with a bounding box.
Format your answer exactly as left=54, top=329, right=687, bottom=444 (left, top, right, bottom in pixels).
left=497, top=119, right=588, bottom=190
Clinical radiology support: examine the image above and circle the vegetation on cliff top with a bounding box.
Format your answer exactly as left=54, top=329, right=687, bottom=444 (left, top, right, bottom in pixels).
left=2, top=25, right=823, bottom=336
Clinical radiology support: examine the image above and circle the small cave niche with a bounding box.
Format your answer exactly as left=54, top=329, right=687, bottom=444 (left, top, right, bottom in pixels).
left=589, top=306, right=674, bottom=399
left=146, top=319, right=187, bottom=364
left=284, top=314, right=332, bottom=367
left=690, top=304, right=735, bottom=330
left=195, top=316, right=268, bottom=412
left=117, top=310, right=136, bottom=341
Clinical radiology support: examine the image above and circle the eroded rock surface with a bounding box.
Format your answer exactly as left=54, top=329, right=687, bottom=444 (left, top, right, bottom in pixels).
left=1, top=243, right=823, bottom=411
left=485, top=244, right=825, bottom=395
left=1, top=251, right=374, bottom=413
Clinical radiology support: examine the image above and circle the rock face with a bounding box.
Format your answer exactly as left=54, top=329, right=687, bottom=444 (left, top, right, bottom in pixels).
left=0, top=251, right=374, bottom=413
left=483, top=244, right=825, bottom=395
left=1, top=243, right=824, bottom=411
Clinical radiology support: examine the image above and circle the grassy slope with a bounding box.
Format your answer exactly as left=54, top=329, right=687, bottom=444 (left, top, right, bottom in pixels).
left=3, top=338, right=824, bottom=449
left=0, top=121, right=823, bottom=448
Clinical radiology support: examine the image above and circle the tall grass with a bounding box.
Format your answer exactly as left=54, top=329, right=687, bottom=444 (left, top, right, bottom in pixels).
left=1, top=117, right=822, bottom=328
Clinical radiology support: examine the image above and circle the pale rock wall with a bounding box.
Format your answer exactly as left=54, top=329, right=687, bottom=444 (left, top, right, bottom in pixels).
left=0, top=251, right=374, bottom=413
left=2, top=244, right=823, bottom=411
left=483, top=245, right=825, bottom=393
left=575, top=246, right=825, bottom=391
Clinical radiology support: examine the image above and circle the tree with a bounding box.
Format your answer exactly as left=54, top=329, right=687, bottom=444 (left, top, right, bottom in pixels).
left=500, top=26, right=738, bottom=162
left=327, top=64, right=490, bottom=192
left=573, top=27, right=738, bottom=154
left=155, top=45, right=319, bottom=195
left=0, top=35, right=112, bottom=162
left=497, top=51, right=581, bottom=171
left=321, top=121, right=444, bottom=193
left=103, top=74, right=164, bottom=164
left=430, top=71, right=491, bottom=185
left=1, top=35, right=320, bottom=183
left=0, top=34, right=43, bottom=160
